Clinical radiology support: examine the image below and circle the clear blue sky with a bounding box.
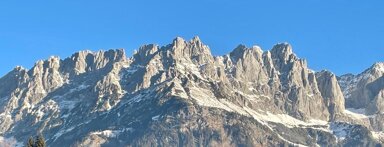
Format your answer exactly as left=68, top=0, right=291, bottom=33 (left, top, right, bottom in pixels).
left=0, top=0, right=383, bottom=77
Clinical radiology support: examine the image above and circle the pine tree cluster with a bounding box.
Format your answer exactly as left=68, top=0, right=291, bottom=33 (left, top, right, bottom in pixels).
left=26, top=135, right=46, bottom=147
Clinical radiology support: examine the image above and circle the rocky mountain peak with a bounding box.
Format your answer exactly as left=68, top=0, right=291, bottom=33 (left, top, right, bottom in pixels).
left=170, top=36, right=213, bottom=64
left=12, top=66, right=29, bottom=79
left=338, top=62, right=384, bottom=118
left=191, top=36, right=202, bottom=44
left=172, top=37, right=187, bottom=49
left=353, top=62, right=384, bottom=81
left=269, top=43, right=299, bottom=72
left=132, top=44, right=159, bottom=64
left=0, top=66, right=28, bottom=98
left=13, top=66, right=26, bottom=72
left=229, top=45, right=247, bottom=60
left=270, top=43, right=294, bottom=60
left=0, top=37, right=383, bottom=146
left=45, top=56, right=61, bottom=69
left=373, top=62, right=384, bottom=69
left=316, top=70, right=345, bottom=119
left=62, top=49, right=126, bottom=75
left=93, top=49, right=126, bottom=63
left=30, top=60, right=46, bottom=75
left=371, top=62, right=384, bottom=75
left=229, top=44, right=263, bottom=63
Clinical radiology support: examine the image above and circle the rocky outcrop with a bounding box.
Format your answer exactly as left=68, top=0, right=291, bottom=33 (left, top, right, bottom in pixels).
left=0, top=37, right=382, bottom=146
left=339, top=62, right=384, bottom=114
left=316, top=70, right=345, bottom=120
left=337, top=63, right=384, bottom=134
left=267, top=43, right=330, bottom=120
left=61, top=49, right=127, bottom=75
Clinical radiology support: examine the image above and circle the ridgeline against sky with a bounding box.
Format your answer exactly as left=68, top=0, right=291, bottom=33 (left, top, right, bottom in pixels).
left=0, top=0, right=383, bottom=76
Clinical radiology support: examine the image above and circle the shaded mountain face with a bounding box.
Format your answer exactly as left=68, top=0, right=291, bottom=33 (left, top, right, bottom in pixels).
left=0, top=37, right=382, bottom=146
left=338, top=63, right=384, bottom=132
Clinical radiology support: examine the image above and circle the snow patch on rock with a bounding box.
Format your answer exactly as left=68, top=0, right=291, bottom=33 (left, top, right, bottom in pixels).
left=0, top=136, right=23, bottom=147
left=344, top=108, right=375, bottom=119
left=91, top=128, right=133, bottom=138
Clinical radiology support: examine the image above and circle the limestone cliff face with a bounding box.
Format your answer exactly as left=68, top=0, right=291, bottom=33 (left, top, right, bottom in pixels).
left=0, top=37, right=381, bottom=146
left=316, top=70, right=345, bottom=120
left=339, top=63, right=384, bottom=114
left=219, top=43, right=332, bottom=120
left=338, top=63, right=384, bottom=132
left=61, top=49, right=126, bottom=75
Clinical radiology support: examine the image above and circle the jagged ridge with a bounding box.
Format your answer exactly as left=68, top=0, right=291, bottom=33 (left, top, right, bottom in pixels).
left=0, top=37, right=382, bottom=146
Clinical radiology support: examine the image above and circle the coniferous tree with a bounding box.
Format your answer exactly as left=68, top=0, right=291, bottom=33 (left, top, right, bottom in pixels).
left=26, top=134, right=46, bottom=147
left=26, top=136, right=35, bottom=147
left=35, top=135, right=46, bottom=147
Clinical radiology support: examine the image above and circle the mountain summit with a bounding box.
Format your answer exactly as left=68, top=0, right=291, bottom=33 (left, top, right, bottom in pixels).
left=0, top=37, right=383, bottom=146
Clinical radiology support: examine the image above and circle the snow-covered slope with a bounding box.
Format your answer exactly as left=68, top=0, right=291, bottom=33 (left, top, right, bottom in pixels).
left=0, top=37, right=382, bottom=146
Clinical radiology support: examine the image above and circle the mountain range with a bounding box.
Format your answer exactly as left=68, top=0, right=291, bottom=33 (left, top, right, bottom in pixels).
left=0, top=36, right=383, bottom=146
